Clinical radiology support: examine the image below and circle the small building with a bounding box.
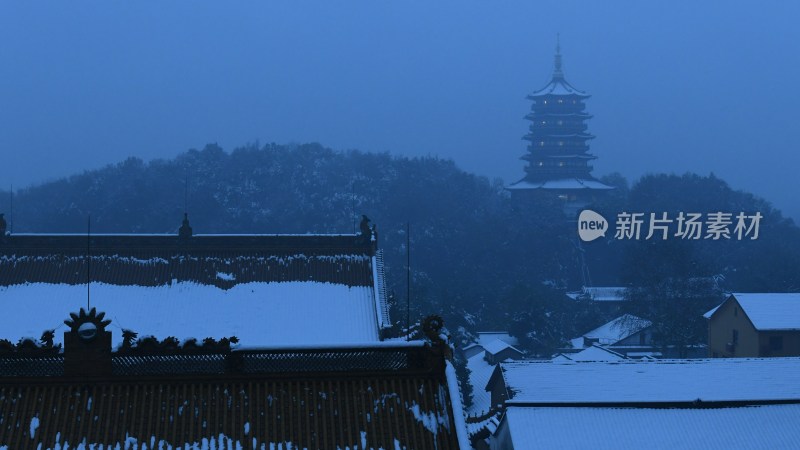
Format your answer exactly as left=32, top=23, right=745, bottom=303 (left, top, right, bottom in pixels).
left=463, top=343, right=485, bottom=359
left=476, top=331, right=519, bottom=348
left=704, top=293, right=800, bottom=357
left=483, top=340, right=524, bottom=365
left=567, top=314, right=653, bottom=351
left=484, top=358, right=800, bottom=449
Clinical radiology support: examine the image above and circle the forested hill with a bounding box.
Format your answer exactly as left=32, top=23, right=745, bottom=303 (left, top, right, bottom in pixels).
left=3, top=143, right=581, bottom=345
left=3, top=143, right=800, bottom=354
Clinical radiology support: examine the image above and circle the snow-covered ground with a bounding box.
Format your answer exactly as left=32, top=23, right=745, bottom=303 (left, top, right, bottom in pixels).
left=0, top=281, right=380, bottom=347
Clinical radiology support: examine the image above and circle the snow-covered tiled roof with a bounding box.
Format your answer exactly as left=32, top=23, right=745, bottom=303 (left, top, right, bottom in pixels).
left=0, top=232, right=391, bottom=346
left=466, top=353, right=497, bottom=416
left=501, top=404, right=800, bottom=450
left=500, top=357, right=800, bottom=404
left=707, top=293, right=800, bottom=330
left=0, top=281, right=381, bottom=347
left=570, top=314, right=651, bottom=348
left=507, top=178, right=614, bottom=191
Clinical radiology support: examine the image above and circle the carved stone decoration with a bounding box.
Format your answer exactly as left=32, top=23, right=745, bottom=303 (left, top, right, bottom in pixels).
left=63, top=307, right=113, bottom=377
left=422, top=315, right=453, bottom=362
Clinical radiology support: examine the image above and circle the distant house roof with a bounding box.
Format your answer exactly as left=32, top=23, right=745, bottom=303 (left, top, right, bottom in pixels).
left=476, top=332, right=519, bottom=347
left=569, top=314, right=651, bottom=349
left=705, top=293, right=800, bottom=331
left=566, top=286, right=627, bottom=302
left=0, top=231, right=391, bottom=346
left=568, top=344, right=625, bottom=362
left=483, top=339, right=523, bottom=357
left=492, top=358, right=800, bottom=405
left=498, top=404, right=800, bottom=450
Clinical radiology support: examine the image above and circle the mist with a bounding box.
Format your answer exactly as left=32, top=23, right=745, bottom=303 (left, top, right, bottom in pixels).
left=1, top=1, right=798, bottom=219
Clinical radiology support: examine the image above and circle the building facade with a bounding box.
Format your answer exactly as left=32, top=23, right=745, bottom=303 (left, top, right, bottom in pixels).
left=705, top=293, right=800, bottom=357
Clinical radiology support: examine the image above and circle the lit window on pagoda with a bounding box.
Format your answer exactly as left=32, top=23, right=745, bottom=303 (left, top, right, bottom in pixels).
left=557, top=120, right=563, bottom=125
left=540, top=141, right=545, bottom=147
left=559, top=141, right=564, bottom=146
left=538, top=162, right=544, bottom=166
left=543, top=100, right=548, bottom=104
left=559, top=162, right=565, bottom=167
left=558, top=99, right=563, bottom=104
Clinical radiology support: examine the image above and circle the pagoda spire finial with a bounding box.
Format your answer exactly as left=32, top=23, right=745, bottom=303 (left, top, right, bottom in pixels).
left=553, top=33, right=564, bottom=80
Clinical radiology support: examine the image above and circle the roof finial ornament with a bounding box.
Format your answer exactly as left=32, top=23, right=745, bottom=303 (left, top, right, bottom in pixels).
left=179, top=212, right=193, bottom=239
left=553, top=33, right=564, bottom=80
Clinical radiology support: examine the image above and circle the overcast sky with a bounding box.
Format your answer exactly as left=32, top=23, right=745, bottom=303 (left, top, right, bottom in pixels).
left=1, top=2, right=798, bottom=220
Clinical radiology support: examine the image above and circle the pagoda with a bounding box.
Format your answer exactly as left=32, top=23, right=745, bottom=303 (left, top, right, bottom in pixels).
left=507, top=38, right=612, bottom=213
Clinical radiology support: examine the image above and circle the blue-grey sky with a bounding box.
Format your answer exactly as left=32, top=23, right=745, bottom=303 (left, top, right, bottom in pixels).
left=1, top=2, right=798, bottom=219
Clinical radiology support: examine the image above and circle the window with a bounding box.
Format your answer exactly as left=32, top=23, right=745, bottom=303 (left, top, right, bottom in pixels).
left=732, top=329, right=739, bottom=344
left=558, top=99, right=563, bottom=104
left=770, top=336, right=784, bottom=351
left=539, top=141, right=545, bottom=147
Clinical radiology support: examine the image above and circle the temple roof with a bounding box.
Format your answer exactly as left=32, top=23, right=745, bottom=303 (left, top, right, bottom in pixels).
left=528, top=40, right=589, bottom=99
left=524, top=132, right=595, bottom=140
left=0, top=221, right=392, bottom=346
left=0, top=340, right=464, bottom=449
left=507, top=178, right=614, bottom=191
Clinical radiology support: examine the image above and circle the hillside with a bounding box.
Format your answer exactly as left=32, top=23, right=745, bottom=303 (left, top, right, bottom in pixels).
left=3, top=143, right=799, bottom=354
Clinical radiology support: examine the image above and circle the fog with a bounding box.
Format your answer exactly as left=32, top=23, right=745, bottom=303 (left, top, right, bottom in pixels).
left=1, top=1, right=798, bottom=219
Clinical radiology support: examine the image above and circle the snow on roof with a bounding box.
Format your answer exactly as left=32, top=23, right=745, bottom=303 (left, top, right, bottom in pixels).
left=0, top=281, right=380, bottom=347
left=466, top=353, right=496, bottom=416
left=501, top=404, right=800, bottom=450
left=716, top=293, right=800, bottom=330
left=507, top=178, right=614, bottom=191
left=500, top=358, right=800, bottom=404
left=482, top=339, right=522, bottom=356
left=568, top=345, right=625, bottom=362
left=477, top=331, right=519, bottom=347
left=571, top=314, right=651, bottom=348
left=566, top=287, right=627, bottom=302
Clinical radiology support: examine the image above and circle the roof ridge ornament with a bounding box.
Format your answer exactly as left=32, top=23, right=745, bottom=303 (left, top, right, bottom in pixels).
left=553, top=33, right=564, bottom=80
left=179, top=212, right=193, bottom=239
